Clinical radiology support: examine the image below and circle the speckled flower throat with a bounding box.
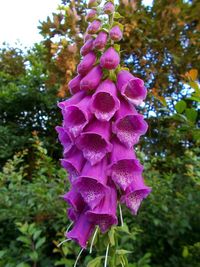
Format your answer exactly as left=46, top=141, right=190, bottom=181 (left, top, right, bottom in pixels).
left=56, top=0, right=151, bottom=249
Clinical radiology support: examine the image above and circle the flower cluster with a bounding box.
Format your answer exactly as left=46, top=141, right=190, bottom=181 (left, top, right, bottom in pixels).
left=56, top=0, right=151, bottom=248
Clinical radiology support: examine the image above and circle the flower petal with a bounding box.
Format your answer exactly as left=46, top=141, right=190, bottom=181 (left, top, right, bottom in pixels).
left=91, top=79, right=120, bottom=121
left=76, top=119, right=112, bottom=165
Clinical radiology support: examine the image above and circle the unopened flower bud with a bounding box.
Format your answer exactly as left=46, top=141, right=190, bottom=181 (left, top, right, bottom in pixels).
left=103, top=2, right=115, bottom=14
left=80, top=38, right=94, bottom=56
left=100, top=47, right=120, bottom=70
left=87, top=20, right=101, bottom=34
left=110, top=25, right=123, bottom=41
left=93, top=31, right=108, bottom=50
left=86, top=9, right=97, bottom=22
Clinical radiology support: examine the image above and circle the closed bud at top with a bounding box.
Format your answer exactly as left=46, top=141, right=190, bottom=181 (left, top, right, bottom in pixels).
left=84, top=33, right=92, bottom=43
left=93, top=31, right=108, bottom=50
left=100, top=47, right=120, bottom=70
left=80, top=65, right=103, bottom=91
left=88, top=0, right=101, bottom=8
left=80, top=38, right=94, bottom=56
left=86, top=9, right=97, bottom=22
left=110, top=25, right=123, bottom=41
left=87, top=20, right=101, bottom=34
left=103, top=2, right=115, bottom=14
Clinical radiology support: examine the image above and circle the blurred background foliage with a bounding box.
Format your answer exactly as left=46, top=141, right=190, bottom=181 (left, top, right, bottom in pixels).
left=0, top=0, right=199, bottom=266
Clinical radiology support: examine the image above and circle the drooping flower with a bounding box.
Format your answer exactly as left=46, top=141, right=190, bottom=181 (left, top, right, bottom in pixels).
left=87, top=20, right=101, bottom=34
left=68, top=74, right=82, bottom=95
left=55, top=126, right=73, bottom=156
left=67, top=212, right=95, bottom=248
left=100, top=47, right=120, bottom=70
left=117, top=70, right=147, bottom=105
left=84, top=33, right=92, bottom=43
left=74, top=158, right=108, bottom=209
left=107, top=137, right=143, bottom=191
left=57, top=91, right=85, bottom=111
left=121, top=175, right=151, bottom=215
left=112, top=99, right=148, bottom=148
left=110, top=25, right=123, bottom=42
left=63, top=187, right=85, bottom=213
left=90, top=79, right=120, bottom=121
left=93, top=31, right=108, bottom=50
left=76, top=119, right=113, bottom=165
left=80, top=65, right=103, bottom=91
left=103, top=2, right=115, bottom=14
left=67, top=208, right=79, bottom=222
left=80, top=38, right=94, bottom=56
left=61, top=147, right=85, bottom=182
left=86, top=186, right=118, bottom=233
left=77, top=52, right=96, bottom=76
left=63, top=96, right=92, bottom=138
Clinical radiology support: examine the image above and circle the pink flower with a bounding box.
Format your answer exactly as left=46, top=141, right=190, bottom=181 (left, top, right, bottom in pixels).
left=80, top=38, right=94, bottom=56
left=103, top=2, right=115, bottom=14
left=86, top=186, right=118, bottom=233
left=117, top=70, right=147, bottom=105
left=80, top=65, right=103, bottom=91
left=87, top=20, right=101, bottom=34
left=91, top=79, right=120, bottom=121
left=67, top=212, right=95, bottom=248
left=93, top=31, right=108, bottom=50
left=100, top=47, right=120, bottom=70
left=68, top=74, right=82, bottom=95
left=74, top=158, right=108, bottom=209
left=61, top=147, right=85, bottom=182
left=86, top=9, right=97, bottom=21
left=110, top=26, right=123, bottom=41
left=107, top=137, right=143, bottom=191
left=76, top=119, right=113, bottom=165
left=63, top=95, right=92, bottom=138
left=121, top=175, right=151, bottom=215
left=112, top=99, right=148, bottom=148
left=77, top=52, right=96, bottom=76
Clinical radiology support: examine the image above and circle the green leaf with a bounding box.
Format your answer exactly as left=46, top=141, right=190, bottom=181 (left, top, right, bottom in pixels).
left=182, top=246, right=189, bottom=258
left=116, top=249, right=133, bottom=255
left=17, top=222, right=29, bottom=234
left=175, top=100, right=186, bottom=113
left=114, top=44, right=120, bottom=53
left=109, top=70, right=117, bottom=82
left=35, top=237, right=46, bottom=250
left=108, top=227, right=115, bottom=246
left=113, top=22, right=124, bottom=31
left=117, top=223, right=130, bottom=234
left=186, top=96, right=200, bottom=102
left=33, top=230, right=42, bottom=241
left=16, top=263, right=31, bottom=267
left=185, top=108, right=197, bottom=122
left=114, top=12, right=123, bottom=19
left=188, top=81, right=200, bottom=93
left=0, top=250, right=7, bottom=258
left=29, top=251, right=38, bottom=261
left=87, top=256, right=104, bottom=267
left=55, top=258, right=73, bottom=266
left=17, top=236, right=31, bottom=245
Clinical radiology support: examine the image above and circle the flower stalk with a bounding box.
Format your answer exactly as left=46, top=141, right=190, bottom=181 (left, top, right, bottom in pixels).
left=56, top=0, right=151, bottom=264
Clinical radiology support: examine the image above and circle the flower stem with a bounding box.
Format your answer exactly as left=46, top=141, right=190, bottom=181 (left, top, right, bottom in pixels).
left=74, top=248, right=84, bottom=267
left=119, top=203, right=124, bottom=226
left=90, top=227, right=99, bottom=253
left=104, top=243, right=110, bottom=267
